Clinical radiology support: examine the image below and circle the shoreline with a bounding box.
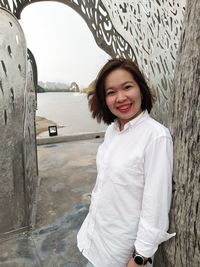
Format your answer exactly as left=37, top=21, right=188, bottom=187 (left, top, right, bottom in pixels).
left=36, top=116, right=63, bottom=136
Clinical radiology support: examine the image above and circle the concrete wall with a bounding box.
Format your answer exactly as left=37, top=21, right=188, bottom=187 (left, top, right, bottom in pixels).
left=0, top=8, right=38, bottom=236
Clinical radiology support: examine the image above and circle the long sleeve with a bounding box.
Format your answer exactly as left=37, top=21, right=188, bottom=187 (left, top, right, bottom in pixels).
left=134, top=135, right=176, bottom=257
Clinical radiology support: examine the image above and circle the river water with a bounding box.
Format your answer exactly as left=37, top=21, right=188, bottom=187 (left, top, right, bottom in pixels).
left=36, top=92, right=107, bottom=137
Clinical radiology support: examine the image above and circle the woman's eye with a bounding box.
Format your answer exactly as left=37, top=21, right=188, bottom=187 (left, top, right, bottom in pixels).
left=124, top=85, right=132, bottom=90
left=106, top=91, right=115, bottom=96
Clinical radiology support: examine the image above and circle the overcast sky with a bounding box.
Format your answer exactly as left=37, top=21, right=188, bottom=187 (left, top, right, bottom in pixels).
left=19, top=2, right=110, bottom=88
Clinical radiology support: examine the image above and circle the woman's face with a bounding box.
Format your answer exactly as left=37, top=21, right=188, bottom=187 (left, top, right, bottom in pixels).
left=105, top=68, right=142, bottom=129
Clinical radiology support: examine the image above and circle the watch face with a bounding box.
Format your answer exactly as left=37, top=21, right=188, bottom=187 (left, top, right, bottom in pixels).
left=134, top=255, right=144, bottom=265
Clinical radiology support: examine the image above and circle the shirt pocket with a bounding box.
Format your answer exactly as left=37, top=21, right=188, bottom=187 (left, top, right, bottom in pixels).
left=110, top=163, right=144, bottom=186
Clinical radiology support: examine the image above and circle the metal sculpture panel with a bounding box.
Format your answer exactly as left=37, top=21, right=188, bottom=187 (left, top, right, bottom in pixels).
left=0, top=0, right=186, bottom=122
left=23, top=49, right=38, bottom=227
left=0, top=0, right=186, bottom=234
left=10, top=0, right=135, bottom=60
left=0, top=8, right=37, bottom=235
left=102, top=0, right=186, bottom=122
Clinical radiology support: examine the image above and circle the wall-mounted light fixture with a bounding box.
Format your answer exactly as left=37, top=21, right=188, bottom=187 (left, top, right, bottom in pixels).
left=48, top=125, right=57, bottom=137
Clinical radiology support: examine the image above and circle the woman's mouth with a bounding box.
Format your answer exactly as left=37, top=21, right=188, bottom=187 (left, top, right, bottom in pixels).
left=117, top=104, right=131, bottom=113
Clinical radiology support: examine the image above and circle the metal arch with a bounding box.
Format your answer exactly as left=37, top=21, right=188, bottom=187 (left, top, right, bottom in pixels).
left=0, top=0, right=135, bottom=61
left=0, top=0, right=11, bottom=12
left=0, top=0, right=186, bottom=123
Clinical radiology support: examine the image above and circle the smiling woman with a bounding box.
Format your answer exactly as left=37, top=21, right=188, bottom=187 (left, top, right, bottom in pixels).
left=88, top=58, right=154, bottom=126
left=105, top=68, right=142, bottom=130
left=19, top=2, right=110, bottom=88
left=78, top=58, right=175, bottom=267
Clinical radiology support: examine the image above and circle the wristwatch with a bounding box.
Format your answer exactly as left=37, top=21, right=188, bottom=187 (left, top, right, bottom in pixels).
left=132, top=250, right=152, bottom=265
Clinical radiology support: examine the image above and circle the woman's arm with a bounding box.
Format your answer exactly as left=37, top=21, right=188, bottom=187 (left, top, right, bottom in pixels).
left=134, top=135, right=175, bottom=258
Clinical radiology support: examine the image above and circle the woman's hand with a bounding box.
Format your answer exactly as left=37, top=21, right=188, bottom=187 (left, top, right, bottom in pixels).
left=127, top=258, right=146, bottom=267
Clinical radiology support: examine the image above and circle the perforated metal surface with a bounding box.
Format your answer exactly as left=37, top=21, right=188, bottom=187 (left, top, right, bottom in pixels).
left=0, top=7, right=27, bottom=232
left=102, top=0, right=186, bottom=121
left=0, top=7, right=37, bottom=234
left=0, top=0, right=186, bottom=234
left=0, top=0, right=186, bottom=122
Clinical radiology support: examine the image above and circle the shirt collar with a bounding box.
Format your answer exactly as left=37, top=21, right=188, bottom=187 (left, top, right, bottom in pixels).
left=113, top=110, right=150, bottom=132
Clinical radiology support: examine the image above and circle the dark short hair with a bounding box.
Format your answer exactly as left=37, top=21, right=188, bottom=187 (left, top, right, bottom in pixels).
left=88, top=58, right=155, bottom=125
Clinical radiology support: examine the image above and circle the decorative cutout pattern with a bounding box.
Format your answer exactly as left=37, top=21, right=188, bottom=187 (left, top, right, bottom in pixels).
left=0, top=0, right=11, bottom=12
left=0, top=0, right=186, bottom=122
left=102, top=0, right=186, bottom=122
left=1, top=0, right=135, bottom=59
left=0, top=0, right=187, bottom=234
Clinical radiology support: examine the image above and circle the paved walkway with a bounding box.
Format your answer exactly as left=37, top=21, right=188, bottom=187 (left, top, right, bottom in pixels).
left=0, top=138, right=103, bottom=267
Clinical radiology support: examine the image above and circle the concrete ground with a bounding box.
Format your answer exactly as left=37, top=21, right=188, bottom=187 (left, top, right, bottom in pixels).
left=0, top=138, right=103, bottom=267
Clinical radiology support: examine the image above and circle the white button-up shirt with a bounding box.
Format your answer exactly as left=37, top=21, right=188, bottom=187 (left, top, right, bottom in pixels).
left=77, top=111, right=175, bottom=267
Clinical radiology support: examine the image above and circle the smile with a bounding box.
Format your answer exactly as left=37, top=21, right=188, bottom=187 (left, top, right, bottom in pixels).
left=117, top=104, right=131, bottom=113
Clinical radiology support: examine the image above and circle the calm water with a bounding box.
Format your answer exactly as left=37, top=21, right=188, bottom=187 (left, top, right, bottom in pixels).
left=36, top=92, right=107, bottom=136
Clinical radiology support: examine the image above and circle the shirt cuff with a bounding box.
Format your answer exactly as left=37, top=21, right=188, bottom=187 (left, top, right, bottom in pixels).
left=134, top=218, right=176, bottom=257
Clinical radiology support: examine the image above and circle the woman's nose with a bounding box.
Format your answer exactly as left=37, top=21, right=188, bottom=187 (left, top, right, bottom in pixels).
left=116, top=91, right=126, bottom=102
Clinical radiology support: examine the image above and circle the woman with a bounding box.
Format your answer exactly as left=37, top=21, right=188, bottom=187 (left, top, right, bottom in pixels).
left=77, top=58, right=175, bottom=267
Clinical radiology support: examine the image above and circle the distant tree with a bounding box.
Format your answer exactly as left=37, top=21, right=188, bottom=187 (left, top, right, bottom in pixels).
left=37, top=84, right=45, bottom=93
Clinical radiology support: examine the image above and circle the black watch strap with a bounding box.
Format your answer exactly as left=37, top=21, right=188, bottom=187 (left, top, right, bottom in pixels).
left=144, top=257, right=152, bottom=265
